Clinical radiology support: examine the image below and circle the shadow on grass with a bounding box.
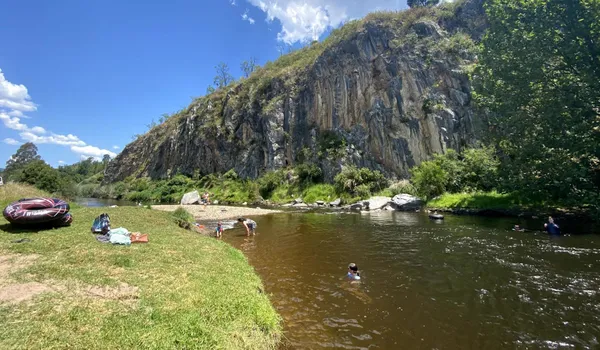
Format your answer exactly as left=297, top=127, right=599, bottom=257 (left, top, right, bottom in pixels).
left=0, top=222, right=65, bottom=234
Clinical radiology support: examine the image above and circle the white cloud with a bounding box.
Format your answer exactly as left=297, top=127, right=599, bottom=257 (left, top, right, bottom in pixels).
left=246, top=0, right=405, bottom=44
left=3, top=138, right=19, bottom=145
left=79, top=155, right=102, bottom=162
left=20, top=132, right=86, bottom=146
left=58, top=160, right=65, bottom=165
left=242, top=9, right=256, bottom=24
left=0, top=112, right=46, bottom=134
left=112, top=145, right=120, bottom=150
left=230, top=0, right=236, bottom=5
left=71, top=145, right=117, bottom=158
left=0, top=69, right=37, bottom=112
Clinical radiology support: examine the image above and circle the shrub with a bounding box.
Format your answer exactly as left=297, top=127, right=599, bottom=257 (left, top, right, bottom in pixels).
left=302, top=184, right=336, bottom=203
left=171, top=207, right=195, bottom=230
left=258, top=170, right=285, bottom=199
left=410, top=160, right=448, bottom=200
left=295, top=163, right=323, bottom=184
left=334, top=166, right=388, bottom=197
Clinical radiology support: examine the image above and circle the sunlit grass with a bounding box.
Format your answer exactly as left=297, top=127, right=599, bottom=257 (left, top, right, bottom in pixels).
left=0, top=184, right=281, bottom=349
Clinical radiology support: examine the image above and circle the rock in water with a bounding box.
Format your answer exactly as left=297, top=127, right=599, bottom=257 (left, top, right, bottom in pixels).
left=364, top=196, right=392, bottom=211
left=316, top=200, right=325, bottom=206
left=330, top=198, right=342, bottom=207
left=181, top=191, right=201, bottom=205
left=392, top=194, right=423, bottom=211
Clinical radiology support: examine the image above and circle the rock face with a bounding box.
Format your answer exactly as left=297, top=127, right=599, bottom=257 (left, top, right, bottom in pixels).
left=391, top=194, right=423, bottom=211
left=105, top=0, right=485, bottom=184
left=181, top=191, right=200, bottom=205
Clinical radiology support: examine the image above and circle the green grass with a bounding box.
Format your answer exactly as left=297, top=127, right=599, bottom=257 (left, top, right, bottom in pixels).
left=301, top=184, right=336, bottom=204
left=426, top=191, right=524, bottom=210
left=0, top=183, right=281, bottom=349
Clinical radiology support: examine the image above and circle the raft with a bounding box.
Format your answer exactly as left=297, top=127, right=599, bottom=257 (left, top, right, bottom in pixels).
left=3, top=198, right=72, bottom=226
left=429, top=213, right=444, bottom=220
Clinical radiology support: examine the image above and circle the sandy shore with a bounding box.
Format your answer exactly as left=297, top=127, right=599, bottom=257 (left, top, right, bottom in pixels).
left=152, top=204, right=282, bottom=221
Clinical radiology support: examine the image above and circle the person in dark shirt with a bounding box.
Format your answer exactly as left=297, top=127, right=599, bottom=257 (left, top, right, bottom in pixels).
left=544, top=216, right=561, bottom=235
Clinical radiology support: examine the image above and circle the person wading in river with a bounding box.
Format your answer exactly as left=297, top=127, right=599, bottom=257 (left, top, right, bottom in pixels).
left=238, top=218, right=257, bottom=236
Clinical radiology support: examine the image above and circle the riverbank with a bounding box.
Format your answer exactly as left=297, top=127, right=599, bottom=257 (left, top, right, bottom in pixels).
left=426, top=192, right=595, bottom=222
left=152, top=204, right=282, bottom=221
left=0, top=184, right=281, bottom=349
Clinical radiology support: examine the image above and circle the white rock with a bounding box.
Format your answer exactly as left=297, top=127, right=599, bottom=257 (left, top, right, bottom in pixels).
left=181, top=190, right=200, bottom=205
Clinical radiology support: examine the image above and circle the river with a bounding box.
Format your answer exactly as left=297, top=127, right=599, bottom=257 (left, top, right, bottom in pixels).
left=75, top=197, right=137, bottom=207
left=217, top=211, right=600, bottom=349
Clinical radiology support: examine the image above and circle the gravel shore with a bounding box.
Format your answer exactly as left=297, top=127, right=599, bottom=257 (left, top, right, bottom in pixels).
left=152, top=204, right=282, bottom=220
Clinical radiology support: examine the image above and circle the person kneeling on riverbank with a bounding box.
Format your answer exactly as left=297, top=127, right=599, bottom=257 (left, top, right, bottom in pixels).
left=238, top=218, right=256, bottom=236
left=347, top=263, right=361, bottom=281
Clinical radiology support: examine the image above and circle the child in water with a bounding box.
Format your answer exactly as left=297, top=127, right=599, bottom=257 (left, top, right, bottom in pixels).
left=347, top=263, right=361, bottom=280
left=238, top=218, right=257, bottom=236
left=215, top=221, right=224, bottom=238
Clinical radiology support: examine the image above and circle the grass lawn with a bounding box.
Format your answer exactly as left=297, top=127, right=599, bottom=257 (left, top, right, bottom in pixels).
left=0, top=184, right=281, bottom=349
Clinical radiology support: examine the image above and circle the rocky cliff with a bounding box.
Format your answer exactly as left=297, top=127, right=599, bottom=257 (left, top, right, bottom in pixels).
left=105, top=0, right=486, bottom=183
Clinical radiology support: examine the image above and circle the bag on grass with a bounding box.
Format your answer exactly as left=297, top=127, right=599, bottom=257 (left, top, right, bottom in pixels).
left=91, top=213, right=110, bottom=234
left=131, top=232, right=149, bottom=243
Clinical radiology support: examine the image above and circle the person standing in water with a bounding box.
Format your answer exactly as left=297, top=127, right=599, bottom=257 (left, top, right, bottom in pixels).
left=215, top=221, right=224, bottom=238
left=544, top=216, right=561, bottom=235
left=347, top=263, right=361, bottom=280
left=238, top=218, right=257, bottom=236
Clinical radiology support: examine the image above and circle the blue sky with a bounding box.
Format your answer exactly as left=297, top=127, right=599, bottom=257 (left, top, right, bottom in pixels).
left=1, top=0, right=409, bottom=167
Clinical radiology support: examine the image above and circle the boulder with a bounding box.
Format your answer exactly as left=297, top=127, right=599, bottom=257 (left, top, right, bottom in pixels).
left=316, top=200, right=325, bottom=206
left=242, top=202, right=248, bottom=206
left=293, top=202, right=308, bottom=208
left=412, top=20, right=443, bottom=38
left=213, top=200, right=219, bottom=205
left=349, top=202, right=363, bottom=211
left=330, top=198, right=342, bottom=207
left=391, top=194, right=423, bottom=211
left=181, top=190, right=201, bottom=205
left=364, top=196, right=392, bottom=211
left=294, top=198, right=304, bottom=204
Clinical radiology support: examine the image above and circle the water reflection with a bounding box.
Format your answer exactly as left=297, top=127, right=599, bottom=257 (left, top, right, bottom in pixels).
left=222, top=212, right=600, bottom=349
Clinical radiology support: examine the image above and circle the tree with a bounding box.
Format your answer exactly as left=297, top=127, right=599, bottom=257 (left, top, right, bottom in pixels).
left=206, top=85, right=216, bottom=95
left=214, top=62, right=234, bottom=89
left=473, top=0, right=600, bottom=206
left=407, top=0, right=440, bottom=8
left=18, top=160, right=71, bottom=194
left=241, top=58, right=257, bottom=78
left=102, top=154, right=111, bottom=167
left=4, top=142, right=41, bottom=181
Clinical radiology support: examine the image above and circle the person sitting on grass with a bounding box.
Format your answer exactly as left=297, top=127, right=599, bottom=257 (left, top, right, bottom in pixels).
left=238, top=218, right=257, bottom=236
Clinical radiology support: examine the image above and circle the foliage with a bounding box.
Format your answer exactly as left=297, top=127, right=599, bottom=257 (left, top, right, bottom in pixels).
left=295, top=163, right=323, bottom=184
left=427, top=191, right=524, bottom=210
left=473, top=0, right=600, bottom=208
left=241, top=58, right=258, bottom=78
left=4, top=142, right=42, bottom=181
left=257, top=170, right=285, bottom=199
left=407, top=0, right=440, bottom=8
left=334, top=166, right=388, bottom=197
left=301, top=184, right=336, bottom=203
left=0, top=192, right=281, bottom=348
left=410, top=147, right=500, bottom=199
left=17, top=160, right=75, bottom=197
left=171, top=207, right=195, bottom=229
left=213, top=62, right=234, bottom=89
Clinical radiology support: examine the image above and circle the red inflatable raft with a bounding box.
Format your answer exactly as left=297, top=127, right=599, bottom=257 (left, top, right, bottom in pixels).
left=3, top=198, right=72, bottom=226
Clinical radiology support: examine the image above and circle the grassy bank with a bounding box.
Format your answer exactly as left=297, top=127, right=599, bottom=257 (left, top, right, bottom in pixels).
left=426, top=192, right=524, bottom=211
left=0, top=183, right=281, bottom=349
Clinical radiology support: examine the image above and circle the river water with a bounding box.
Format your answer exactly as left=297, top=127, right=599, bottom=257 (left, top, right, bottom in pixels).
left=220, top=211, right=600, bottom=349
left=75, top=197, right=137, bottom=207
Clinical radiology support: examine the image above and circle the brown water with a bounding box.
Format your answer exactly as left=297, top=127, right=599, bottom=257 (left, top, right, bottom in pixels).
left=219, top=212, right=600, bottom=349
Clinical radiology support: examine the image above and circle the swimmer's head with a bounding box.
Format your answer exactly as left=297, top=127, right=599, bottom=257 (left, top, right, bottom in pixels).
left=237, top=218, right=244, bottom=222
left=348, top=263, right=358, bottom=273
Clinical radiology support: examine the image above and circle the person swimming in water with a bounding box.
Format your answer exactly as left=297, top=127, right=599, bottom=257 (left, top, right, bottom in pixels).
left=513, top=224, right=525, bottom=232
left=238, top=218, right=257, bottom=236
left=544, top=216, right=561, bottom=235
left=347, top=263, right=361, bottom=280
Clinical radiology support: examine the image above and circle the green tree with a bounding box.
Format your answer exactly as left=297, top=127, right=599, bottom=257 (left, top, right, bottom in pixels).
left=407, top=0, right=440, bottom=8
left=18, top=160, right=72, bottom=194
left=410, top=160, right=448, bottom=200
left=214, top=62, right=234, bottom=89
left=4, top=142, right=41, bottom=181
left=473, top=0, right=600, bottom=206
left=241, top=58, right=257, bottom=78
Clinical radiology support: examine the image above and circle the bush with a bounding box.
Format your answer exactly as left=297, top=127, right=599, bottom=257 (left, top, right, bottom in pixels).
left=334, top=166, right=388, bottom=197
left=295, top=163, right=323, bottom=184
left=258, top=170, right=285, bottom=199
left=410, top=160, right=448, bottom=200
left=302, top=184, right=336, bottom=203
left=171, top=207, right=195, bottom=230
